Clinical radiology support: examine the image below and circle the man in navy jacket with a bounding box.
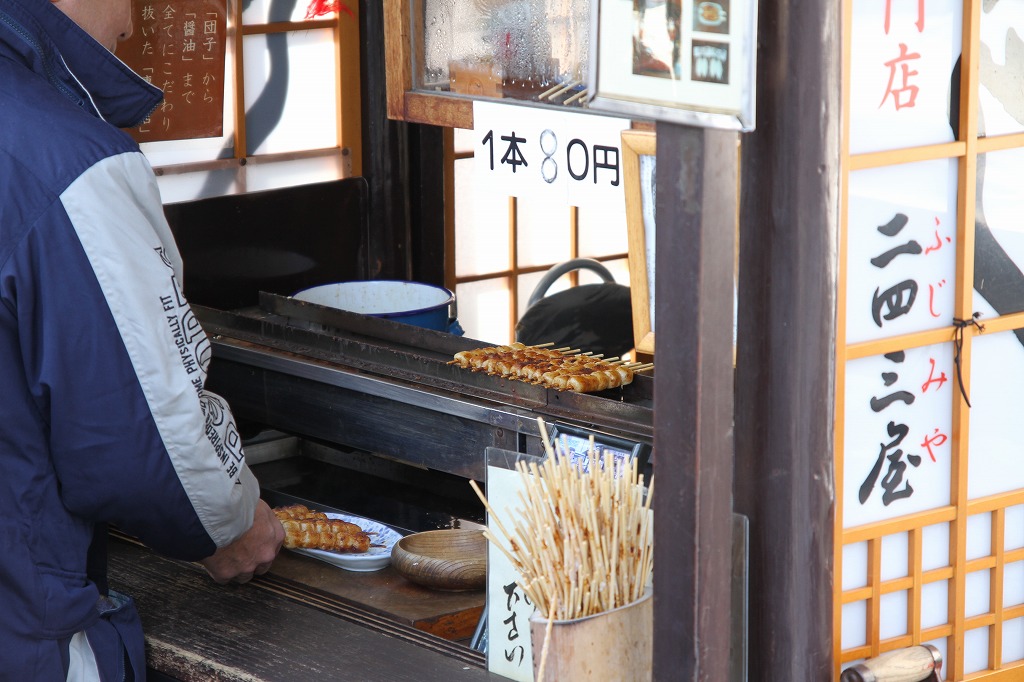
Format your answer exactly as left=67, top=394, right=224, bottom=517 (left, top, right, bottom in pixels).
left=0, top=0, right=284, bottom=678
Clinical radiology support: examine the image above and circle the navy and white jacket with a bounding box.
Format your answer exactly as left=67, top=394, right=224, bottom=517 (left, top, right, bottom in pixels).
left=0, top=0, right=259, bottom=678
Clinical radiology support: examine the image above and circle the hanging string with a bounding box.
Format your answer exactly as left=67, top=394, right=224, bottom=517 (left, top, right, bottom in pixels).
left=952, top=312, right=984, bottom=408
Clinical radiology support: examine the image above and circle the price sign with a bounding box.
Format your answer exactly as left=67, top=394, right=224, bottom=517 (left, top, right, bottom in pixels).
left=473, top=101, right=630, bottom=214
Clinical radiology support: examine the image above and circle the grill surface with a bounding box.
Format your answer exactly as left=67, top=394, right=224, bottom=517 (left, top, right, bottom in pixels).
left=197, top=292, right=654, bottom=481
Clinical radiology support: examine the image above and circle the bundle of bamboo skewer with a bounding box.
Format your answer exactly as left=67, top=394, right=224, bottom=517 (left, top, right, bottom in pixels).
left=469, top=417, right=654, bottom=623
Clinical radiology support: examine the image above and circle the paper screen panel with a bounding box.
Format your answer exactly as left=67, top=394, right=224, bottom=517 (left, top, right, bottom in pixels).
left=517, top=196, right=574, bottom=268
left=1007, top=505, right=1024, bottom=552
left=839, top=520, right=958, bottom=671
left=880, top=590, right=909, bottom=640
left=966, top=512, right=992, bottom=562
left=922, top=521, right=950, bottom=571
left=843, top=343, right=954, bottom=528
left=842, top=600, right=868, bottom=650
left=967, top=331, right=1024, bottom=498
left=977, top=3, right=1024, bottom=138
left=1003, top=561, right=1024, bottom=610
left=964, top=627, right=990, bottom=676
left=964, top=568, right=992, bottom=619
left=242, top=30, right=338, bottom=156
left=921, top=579, right=949, bottom=629
left=881, top=532, right=909, bottom=581
left=1005, top=618, right=1024, bottom=665
left=843, top=542, right=868, bottom=590
left=848, top=0, right=961, bottom=155
left=456, top=158, right=510, bottom=276
left=846, top=160, right=959, bottom=345
left=973, top=148, right=1024, bottom=317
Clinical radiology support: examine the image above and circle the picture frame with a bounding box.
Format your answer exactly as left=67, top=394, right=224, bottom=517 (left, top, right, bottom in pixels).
left=622, top=129, right=656, bottom=356
left=547, top=423, right=652, bottom=477
left=587, top=0, right=757, bottom=131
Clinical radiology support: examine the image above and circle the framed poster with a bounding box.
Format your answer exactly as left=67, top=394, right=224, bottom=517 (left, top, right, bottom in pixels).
left=622, top=129, right=656, bottom=355
left=588, top=0, right=757, bottom=131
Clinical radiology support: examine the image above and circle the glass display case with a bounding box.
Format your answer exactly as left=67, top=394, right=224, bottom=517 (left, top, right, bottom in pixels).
left=419, top=0, right=590, bottom=102
left=384, top=0, right=592, bottom=128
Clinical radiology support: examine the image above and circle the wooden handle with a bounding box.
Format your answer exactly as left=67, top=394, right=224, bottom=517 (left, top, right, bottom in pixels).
left=840, top=645, right=941, bottom=682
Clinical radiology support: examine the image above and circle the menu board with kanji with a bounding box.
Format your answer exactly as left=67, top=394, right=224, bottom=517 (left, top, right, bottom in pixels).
left=119, top=0, right=228, bottom=142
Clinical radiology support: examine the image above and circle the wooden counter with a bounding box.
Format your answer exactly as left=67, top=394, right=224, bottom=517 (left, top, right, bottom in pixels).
left=108, top=536, right=502, bottom=681
left=263, top=546, right=485, bottom=642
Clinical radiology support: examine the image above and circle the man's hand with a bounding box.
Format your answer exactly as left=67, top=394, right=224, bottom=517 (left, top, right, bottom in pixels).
left=199, top=499, right=284, bottom=584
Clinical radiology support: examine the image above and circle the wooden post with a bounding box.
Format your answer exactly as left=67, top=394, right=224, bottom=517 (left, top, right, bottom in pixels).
left=359, top=0, right=444, bottom=283
left=733, top=0, right=841, bottom=677
left=653, top=124, right=737, bottom=681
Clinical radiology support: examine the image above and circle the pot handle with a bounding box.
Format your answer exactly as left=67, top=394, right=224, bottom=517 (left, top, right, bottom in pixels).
left=447, top=297, right=464, bottom=335
left=527, top=258, right=616, bottom=308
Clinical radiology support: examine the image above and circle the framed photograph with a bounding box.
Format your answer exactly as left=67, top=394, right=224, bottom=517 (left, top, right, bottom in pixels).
left=622, top=129, right=656, bottom=356
left=588, top=0, right=757, bottom=131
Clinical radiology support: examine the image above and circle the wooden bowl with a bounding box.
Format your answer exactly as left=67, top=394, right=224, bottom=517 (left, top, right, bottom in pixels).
left=390, top=529, right=487, bottom=591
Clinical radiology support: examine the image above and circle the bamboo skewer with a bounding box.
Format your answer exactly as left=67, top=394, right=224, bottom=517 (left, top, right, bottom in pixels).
left=537, top=416, right=555, bottom=459
left=538, top=79, right=580, bottom=101
left=563, top=88, right=588, bottom=105
left=470, top=418, right=654, bottom=622
left=535, top=596, right=558, bottom=682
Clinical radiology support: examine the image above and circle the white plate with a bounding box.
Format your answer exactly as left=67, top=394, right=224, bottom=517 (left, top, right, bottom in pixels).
left=290, top=512, right=403, bottom=572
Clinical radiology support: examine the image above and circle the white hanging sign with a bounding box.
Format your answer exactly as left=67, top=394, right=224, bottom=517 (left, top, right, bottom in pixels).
left=472, top=101, right=630, bottom=214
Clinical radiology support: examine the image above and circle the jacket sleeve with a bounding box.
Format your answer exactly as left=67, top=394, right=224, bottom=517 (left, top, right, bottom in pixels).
left=16, top=150, right=257, bottom=560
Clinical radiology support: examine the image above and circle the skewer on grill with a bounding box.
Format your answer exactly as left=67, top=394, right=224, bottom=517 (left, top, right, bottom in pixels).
left=447, top=341, right=653, bottom=392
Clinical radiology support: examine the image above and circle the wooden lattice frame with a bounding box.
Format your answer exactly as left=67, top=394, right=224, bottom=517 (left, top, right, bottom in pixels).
left=150, top=1, right=361, bottom=180
left=836, top=2, right=1024, bottom=680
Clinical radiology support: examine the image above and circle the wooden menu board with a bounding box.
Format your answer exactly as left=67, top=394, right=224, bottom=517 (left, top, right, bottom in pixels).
left=119, top=0, right=227, bottom=142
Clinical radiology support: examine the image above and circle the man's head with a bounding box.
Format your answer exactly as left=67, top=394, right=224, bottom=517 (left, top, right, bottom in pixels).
left=50, top=0, right=133, bottom=52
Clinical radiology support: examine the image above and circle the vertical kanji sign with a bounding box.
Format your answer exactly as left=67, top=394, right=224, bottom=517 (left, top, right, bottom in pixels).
left=845, top=159, right=958, bottom=345
left=485, top=463, right=536, bottom=682
left=119, top=0, right=227, bottom=142
left=843, top=344, right=954, bottom=528
left=848, top=0, right=961, bottom=154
